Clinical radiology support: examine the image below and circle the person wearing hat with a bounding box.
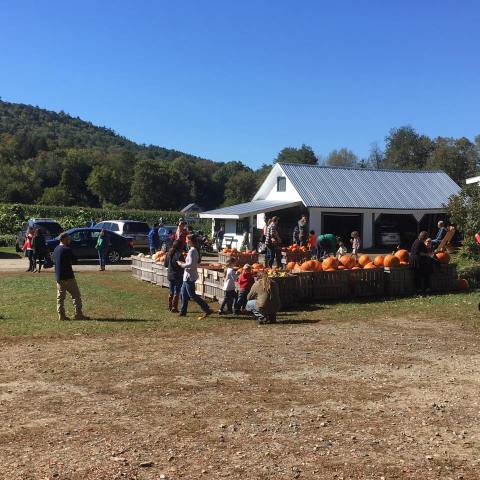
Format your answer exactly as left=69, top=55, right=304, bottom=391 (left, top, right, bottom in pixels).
left=234, top=263, right=255, bottom=314
left=175, top=219, right=188, bottom=249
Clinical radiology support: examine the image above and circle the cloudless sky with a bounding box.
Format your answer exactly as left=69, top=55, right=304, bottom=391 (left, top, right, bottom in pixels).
left=1, top=0, right=479, bottom=168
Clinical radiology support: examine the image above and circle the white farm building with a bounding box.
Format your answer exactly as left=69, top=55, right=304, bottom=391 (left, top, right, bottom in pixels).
left=200, top=163, right=461, bottom=250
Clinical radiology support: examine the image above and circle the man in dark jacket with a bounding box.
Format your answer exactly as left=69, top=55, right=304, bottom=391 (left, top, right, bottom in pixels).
left=148, top=223, right=160, bottom=255
left=53, top=233, right=89, bottom=321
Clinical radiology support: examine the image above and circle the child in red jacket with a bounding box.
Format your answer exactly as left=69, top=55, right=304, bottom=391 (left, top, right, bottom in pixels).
left=234, top=264, right=255, bottom=314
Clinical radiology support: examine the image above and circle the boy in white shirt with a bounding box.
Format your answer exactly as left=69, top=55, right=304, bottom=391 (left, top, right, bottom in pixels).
left=218, top=257, right=238, bottom=315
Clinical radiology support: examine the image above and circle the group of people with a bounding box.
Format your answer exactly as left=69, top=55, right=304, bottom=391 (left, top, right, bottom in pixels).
left=264, top=214, right=362, bottom=268
left=22, top=227, right=47, bottom=272
left=162, top=234, right=281, bottom=324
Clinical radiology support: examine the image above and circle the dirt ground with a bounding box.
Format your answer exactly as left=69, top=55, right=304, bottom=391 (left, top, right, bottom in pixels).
left=1, top=314, right=479, bottom=479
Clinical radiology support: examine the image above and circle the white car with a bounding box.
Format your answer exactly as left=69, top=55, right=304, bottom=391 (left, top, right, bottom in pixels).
left=95, top=220, right=150, bottom=250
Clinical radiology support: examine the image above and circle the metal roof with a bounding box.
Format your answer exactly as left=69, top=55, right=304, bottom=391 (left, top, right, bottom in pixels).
left=200, top=199, right=302, bottom=219
left=279, top=163, right=460, bottom=210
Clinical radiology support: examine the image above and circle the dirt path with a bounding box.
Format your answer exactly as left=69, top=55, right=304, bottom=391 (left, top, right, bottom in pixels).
left=1, top=316, right=479, bottom=479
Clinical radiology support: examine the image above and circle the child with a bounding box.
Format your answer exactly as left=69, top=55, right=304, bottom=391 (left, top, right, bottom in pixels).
left=308, top=230, right=317, bottom=258
left=336, top=241, right=348, bottom=259
left=219, top=257, right=238, bottom=315
left=234, top=264, right=255, bottom=314
left=22, top=227, right=35, bottom=272
left=350, top=231, right=361, bottom=257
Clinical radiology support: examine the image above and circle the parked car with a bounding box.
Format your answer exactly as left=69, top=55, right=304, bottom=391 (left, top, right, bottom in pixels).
left=16, top=218, right=63, bottom=251
left=158, top=225, right=176, bottom=250
left=46, top=228, right=134, bottom=263
left=95, top=220, right=150, bottom=250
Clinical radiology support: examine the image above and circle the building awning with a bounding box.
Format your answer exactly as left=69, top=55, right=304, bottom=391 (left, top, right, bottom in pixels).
left=199, top=200, right=303, bottom=219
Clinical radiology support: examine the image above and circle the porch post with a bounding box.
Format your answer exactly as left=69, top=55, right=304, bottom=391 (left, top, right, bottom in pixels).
left=249, top=215, right=254, bottom=250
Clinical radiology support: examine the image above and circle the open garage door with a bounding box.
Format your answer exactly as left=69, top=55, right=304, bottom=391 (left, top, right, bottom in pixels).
left=322, top=213, right=362, bottom=246
left=375, top=214, right=418, bottom=249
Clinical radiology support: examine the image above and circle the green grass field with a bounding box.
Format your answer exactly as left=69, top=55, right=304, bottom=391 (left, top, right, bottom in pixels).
left=0, top=271, right=478, bottom=337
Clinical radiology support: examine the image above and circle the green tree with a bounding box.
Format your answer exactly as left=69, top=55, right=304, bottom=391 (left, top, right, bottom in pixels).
left=367, top=142, right=385, bottom=169
left=223, top=171, right=258, bottom=206
left=447, top=186, right=480, bottom=260
left=384, top=126, right=433, bottom=170
left=427, top=137, right=479, bottom=185
left=274, top=144, right=318, bottom=165
left=326, top=148, right=358, bottom=167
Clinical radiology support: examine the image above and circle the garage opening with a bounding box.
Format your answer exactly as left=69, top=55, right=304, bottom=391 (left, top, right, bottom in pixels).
left=375, top=214, right=418, bottom=249
left=418, top=213, right=447, bottom=238
left=264, top=205, right=307, bottom=245
left=322, top=213, right=362, bottom=246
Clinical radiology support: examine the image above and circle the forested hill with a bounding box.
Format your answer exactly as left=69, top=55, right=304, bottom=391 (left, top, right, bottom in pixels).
left=0, top=100, right=267, bottom=209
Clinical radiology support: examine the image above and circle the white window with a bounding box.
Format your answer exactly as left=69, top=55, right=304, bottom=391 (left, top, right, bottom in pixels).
left=277, top=176, right=286, bottom=192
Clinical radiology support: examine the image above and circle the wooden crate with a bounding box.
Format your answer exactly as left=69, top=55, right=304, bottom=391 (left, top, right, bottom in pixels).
left=431, top=263, right=457, bottom=293
left=348, top=268, right=385, bottom=298
left=270, top=275, right=300, bottom=308
left=152, top=263, right=169, bottom=287
left=281, top=251, right=312, bottom=265
left=203, top=269, right=225, bottom=302
left=131, top=256, right=142, bottom=280
left=384, top=267, right=415, bottom=296
left=292, top=271, right=314, bottom=299
left=140, top=258, right=154, bottom=282
left=219, top=252, right=259, bottom=267
left=311, top=270, right=349, bottom=300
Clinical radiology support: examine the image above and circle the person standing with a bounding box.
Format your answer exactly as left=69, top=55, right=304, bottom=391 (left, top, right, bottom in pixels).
left=164, top=240, right=184, bottom=312
left=95, top=229, right=108, bottom=271
left=298, top=214, right=309, bottom=247
left=32, top=228, right=47, bottom=273
left=265, top=217, right=282, bottom=268
left=148, top=223, right=160, bottom=255
left=22, top=227, right=34, bottom=272
left=246, top=272, right=281, bottom=325
left=175, top=219, right=188, bottom=249
left=53, top=233, right=89, bottom=321
left=234, top=264, right=255, bottom=314
left=350, top=231, right=361, bottom=257
left=409, top=231, right=435, bottom=294
left=292, top=225, right=300, bottom=245
left=308, top=230, right=317, bottom=258
left=218, top=257, right=237, bottom=315
left=317, top=233, right=338, bottom=258
left=214, top=225, right=225, bottom=252
left=177, top=234, right=213, bottom=319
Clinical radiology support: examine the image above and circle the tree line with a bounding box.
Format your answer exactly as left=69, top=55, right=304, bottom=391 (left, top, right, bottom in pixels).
left=0, top=100, right=478, bottom=211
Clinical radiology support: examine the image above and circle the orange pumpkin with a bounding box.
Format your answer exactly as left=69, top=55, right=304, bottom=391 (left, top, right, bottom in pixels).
left=352, top=266, right=361, bottom=270
left=313, top=260, right=323, bottom=271
left=252, top=263, right=263, bottom=270
left=436, top=252, right=450, bottom=264
left=373, top=255, right=385, bottom=267
left=337, top=265, right=345, bottom=270
left=325, top=268, right=337, bottom=271
left=300, top=260, right=313, bottom=271
left=286, top=261, right=296, bottom=271
left=395, top=249, right=409, bottom=263
left=358, top=254, right=371, bottom=267
left=340, top=255, right=355, bottom=269
left=364, top=262, right=377, bottom=269
left=457, top=278, right=469, bottom=290
left=384, top=254, right=400, bottom=268
left=322, top=257, right=338, bottom=270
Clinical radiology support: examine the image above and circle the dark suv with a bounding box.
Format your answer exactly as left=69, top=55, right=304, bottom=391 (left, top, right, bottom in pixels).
left=16, top=218, right=63, bottom=251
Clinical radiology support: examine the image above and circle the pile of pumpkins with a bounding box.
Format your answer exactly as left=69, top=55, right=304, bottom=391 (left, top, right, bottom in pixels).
left=152, top=251, right=167, bottom=263
left=282, top=244, right=308, bottom=253
left=286, top=249, right=452, bottom=272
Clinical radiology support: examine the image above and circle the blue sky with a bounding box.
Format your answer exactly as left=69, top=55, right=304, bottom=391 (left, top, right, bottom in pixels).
left=1, top=0, right=479, bottom=168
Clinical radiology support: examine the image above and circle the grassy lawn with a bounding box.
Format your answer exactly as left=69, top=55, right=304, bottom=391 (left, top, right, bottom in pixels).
left=0, top=271, right=478, bottom=337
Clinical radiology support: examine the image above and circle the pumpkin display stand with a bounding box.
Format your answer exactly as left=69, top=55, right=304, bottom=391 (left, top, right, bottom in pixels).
left=131, top=256, right=142, bottom=280
left=140, top=257, right=154, bottom=283
left=281, top=251, right=312, bottom=266
left=203, top=269, right=225, bottom=302
left=293, top=271, right=314, bottom=299
left=348, top=267, right=385, bottom=297
left=152, top=262, right=167, bottom=287
left=384, top=267, right=415, bottom=296
left=311, top=270, right=349, bottom=300
left=273, top=275, right=301, bottom=308
left=430, top=264, right=457, bottom=292
left=219, top=252, right=259, bottom=267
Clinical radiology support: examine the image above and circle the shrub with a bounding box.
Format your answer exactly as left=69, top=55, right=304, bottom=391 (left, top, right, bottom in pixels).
left=0, top=203, right=211, bottom=235
left=0, top=234, right=17, bottom=247
left=447, top=186, right=480, bottom=261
